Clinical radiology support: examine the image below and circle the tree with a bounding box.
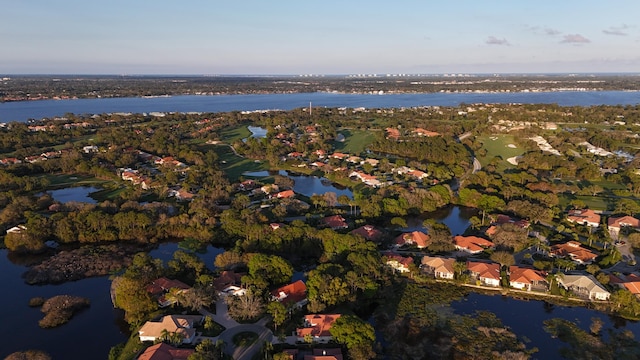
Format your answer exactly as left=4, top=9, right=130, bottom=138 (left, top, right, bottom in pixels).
left=490, top=251, right=515, bottom=268
left=112, top=276, right=157, bottom=325
left=477, top=195, right=505, bottom=225
left=225, top=290, right=264, bottom=321
left=267, top=301, right=287, bottom=330
left=330, top=315, right=376, bottom=360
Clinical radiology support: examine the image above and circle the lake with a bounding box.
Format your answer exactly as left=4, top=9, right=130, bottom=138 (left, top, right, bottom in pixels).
left=0, top=242, right=223, bottom=359
left=403, top=205, right=475, bottom=235
left=2, top=91, right=640, bottom=123
left=243, top=170, right=353, bottom=199
left=41, top=186, right=101, bottom=204
left=450, top=292, right=640, bottom=359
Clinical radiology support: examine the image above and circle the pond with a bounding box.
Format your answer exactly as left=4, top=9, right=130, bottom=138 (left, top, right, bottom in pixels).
left=247, top=126, right=268, bottom=139
left=402, top=205, right=475, bottom=235
left=450, top=292, right=640, bottom=359
left=148, top=242, right=224, bottom=271
left=243, top=170, right=353, bottom=199
left=41, top=186, right=101, bottom=204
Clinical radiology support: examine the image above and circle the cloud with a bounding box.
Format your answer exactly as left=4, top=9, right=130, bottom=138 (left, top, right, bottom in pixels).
left=603, top=25, right=630, bottom=36
left=485, top=36, right=510, bottom=46
left=544, top=27, right=561, bottom=36
left=560, top=34, right=590, bottom=44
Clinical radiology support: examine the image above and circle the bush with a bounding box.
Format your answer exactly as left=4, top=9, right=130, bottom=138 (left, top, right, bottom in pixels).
left=29, top=297, right=45, bottom=307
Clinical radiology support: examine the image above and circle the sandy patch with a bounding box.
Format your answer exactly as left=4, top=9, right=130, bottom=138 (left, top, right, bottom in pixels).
left=507, top=144, right=517, bottom=148
left=507, top=156, right=519, bottom=165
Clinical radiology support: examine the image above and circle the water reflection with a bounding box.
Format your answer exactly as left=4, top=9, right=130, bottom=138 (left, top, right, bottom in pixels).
left=243, top=170, right=353, bottom=199
left=41, top=186, right=100, bottom=204
left=403, top=205, right=475, bottom=235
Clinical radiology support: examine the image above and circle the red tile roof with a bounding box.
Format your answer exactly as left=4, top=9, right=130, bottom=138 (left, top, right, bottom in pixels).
left=394, top=231, right=430, bottom=248
left=466, top=261, right=501, bottom=280
left=146, top=277, right=191, bottom=296
left=271, top=280, right=307, bottom=305
left=453, top=235, right=495, bottom=253
left=608, top=216, right=640, bottom=229
left=350, top=225, right=383, bottom=241
left=137, top=343, right=194, bottom=360
left=322, top=215, right=348, bottom=230
left=508, top=266, right=546, bottom=285
left=296, top=314, right=341, bottom=338
left=550, top=241, right=598, bottom=264
left=567, top=209, right=601, bottom=226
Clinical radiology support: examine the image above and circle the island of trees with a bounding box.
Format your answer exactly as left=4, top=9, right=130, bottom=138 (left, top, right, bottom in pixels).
left=3, top=101, right=640, bottom=359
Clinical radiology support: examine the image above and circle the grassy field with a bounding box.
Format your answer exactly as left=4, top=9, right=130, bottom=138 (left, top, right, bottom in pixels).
left=477, top=134, right=525, bottom=168
left=220, top=124, right=252, bottom=143
left=212, top=144, right=268, bottom=181
left=333, top=129, right=376, bottom=154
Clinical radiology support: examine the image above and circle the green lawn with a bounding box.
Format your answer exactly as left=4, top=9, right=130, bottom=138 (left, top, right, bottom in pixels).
left=212, top=144, right=268, bottom=182
left=477, top=134, right=525, bottom=168
left=333, top=129, right=376, bottom=155
left=220, top=125, right=252, bottom=143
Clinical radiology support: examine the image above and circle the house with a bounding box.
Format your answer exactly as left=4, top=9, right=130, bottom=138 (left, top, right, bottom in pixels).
left=557, top=274, right=610, bottom=301
left=384, top=253, right=414, bottom=273
left=138, top=315, right=203, bottom=344
left=321, top=215, right=348, bottom=230
left=329, top=152, right=349, bottom=160
left=412, top=128, right=441, bottom=137
left=421, top=256, right=455, bottom=279
left=550, top=241, right=598, bottom=264
left=608, top=216, right=640, bottom=234
left=453, top=235, right=495, bottom=254
left=394, top=231, right=430, bottom=248
left=6, top=225, right=27, bottom=234
left=609, top=273, right=640, bottom=298
left=508, top=266, right=547, bottom=291
left=275, top=190, right=296, bottom=199
left=362, top=158, right=380, bottom=167
left=567, top=209, right=601, bottom=228
left=0, top=157, right=22, bottom=166
left=270, top=223, right=285, bottom=230
left=214, top=271, right=246, bottom=296
left=137, top=343, right=194, bottom=360
left=296, top=314, right=341, bottom=343
left=146, top=278, right=191, bottom=307
left=350, top=225, right=383, bottom=242
left=495, top=214, right=530, bottom=229
left=239, top=179, right=256, bottom=191
left=168, top=188, right=195, bottom=202
left=385, top=128, right=400, bottom=140
left=349, top=171, right=381, bottom=187
left=271, top=280, right=308, bottom=308
left=466, top=261, right=501, bottom=287
left=82, top=145, right=98, bottom=153
left=305, top=349, right=344, bottom=360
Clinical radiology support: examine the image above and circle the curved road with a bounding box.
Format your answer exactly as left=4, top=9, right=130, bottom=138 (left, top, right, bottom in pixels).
left=218, top=324, right=273, bottom=360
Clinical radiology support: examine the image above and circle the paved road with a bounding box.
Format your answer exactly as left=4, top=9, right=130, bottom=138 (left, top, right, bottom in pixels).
left=472, top=157, right=482, bottom=173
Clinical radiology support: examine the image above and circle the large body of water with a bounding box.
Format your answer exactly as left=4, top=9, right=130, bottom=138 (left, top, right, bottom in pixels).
left=1, top=91, right=639, bottom=123
left=2, top=92, right=640, bottom=358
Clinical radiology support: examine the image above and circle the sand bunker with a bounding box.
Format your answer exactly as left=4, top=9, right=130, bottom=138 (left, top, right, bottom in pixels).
left=507, top=144, right=517, bottom=148
left=507, top=156, right=519, bottom=165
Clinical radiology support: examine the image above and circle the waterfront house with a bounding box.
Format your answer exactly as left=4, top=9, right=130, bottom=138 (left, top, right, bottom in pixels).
left=384, top=253, right=414, bottom=273
left=214, top=270, right=246, bottom=296
left=296, top=314, right=341, bottom=343
left=557, top=274, right=610, bottom=301
left=137, top=343, right=193, bottom=360
left=275, top=190, right=296, bottom=199
left=508, top=266, right=547, bottom=291
left=349, top=171, right=381, bottom=187
left=394, top=231, right=430, bottom=248
left=466, top=261, right=501, bottom=287
left=453, top=235, right=495, bottom=254
left=420, top=256, right=455, bottom=279
left=146, top=278, right=191, bottom=308
left=271, top=280, right=308, bottom=309
left=138, top=315, right=203, bottom=344
left=609, top=273, right=640, bottom=298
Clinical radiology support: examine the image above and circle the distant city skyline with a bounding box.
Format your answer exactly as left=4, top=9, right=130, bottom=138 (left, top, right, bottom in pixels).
left=2, top=0, right=639, bottom=75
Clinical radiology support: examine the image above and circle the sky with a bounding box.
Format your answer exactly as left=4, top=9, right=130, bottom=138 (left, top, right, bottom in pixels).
left=1, top=0, right=639, bottom=75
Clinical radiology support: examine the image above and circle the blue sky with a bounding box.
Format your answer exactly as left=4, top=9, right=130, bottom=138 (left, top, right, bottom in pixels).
left=2, top=0, right=639, bottom=74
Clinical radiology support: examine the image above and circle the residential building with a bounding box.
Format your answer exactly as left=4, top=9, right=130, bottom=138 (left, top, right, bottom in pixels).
left=384, top=253, right=414, bottom=273
left=466, top=261, right=501, bottom=287
left=296, top=314, right=341, bottom=343
left=137, top=343, right=194, bottom=360
left=350, top=225, right=383, bottom=242
left=453, top=235, right=495, bottom=254
left=557, top=274, right=610, bottom=301
left=275, top=190, right=296, bottom=199
left=321, top=215, right=348, bottom=230
left=550, top=241, right=598, bottom=264
left=412, top=128, right=441, bottom=137
left=214, top=271, right=246, bottom=296
left=567, top=209, right=601, bottom=228
left=271, top=280, right=308, bottom=309
left=349, top=171, right=381, bottom=187
left=146, top=278, right=191, bottom=308
left=138, top=315, right=203, bottom=344
left=508, top=266, right=547, bottom=291
left=421, top=256, right=455, bottom=279
left=608, top=216, right=640, bottom=234
left=305, top=349, right=344, bottom=360
left=394, top=231, right=430, bottom=248
left=609, top=273, right=640, bottom=298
